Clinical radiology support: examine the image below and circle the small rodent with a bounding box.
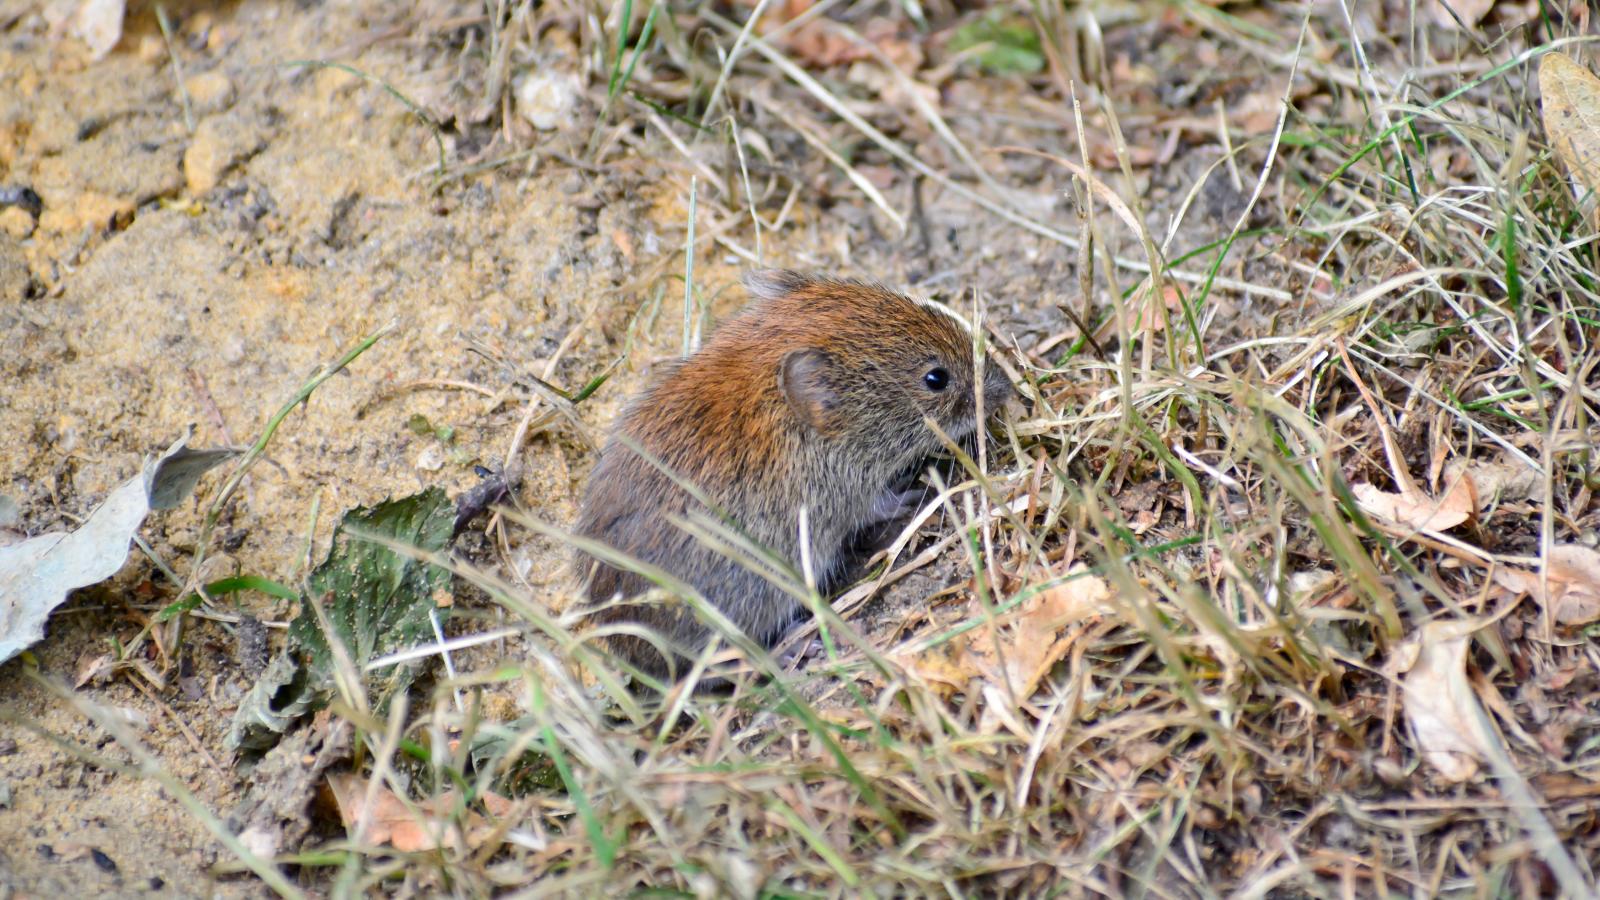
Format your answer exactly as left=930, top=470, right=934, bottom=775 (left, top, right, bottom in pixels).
left=575, top=269, right=1011, bottom=680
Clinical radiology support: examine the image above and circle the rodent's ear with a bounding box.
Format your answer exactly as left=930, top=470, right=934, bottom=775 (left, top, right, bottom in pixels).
left=778, top=348, right=840, bottom=433
left=744, top=269, right=812, bottom=301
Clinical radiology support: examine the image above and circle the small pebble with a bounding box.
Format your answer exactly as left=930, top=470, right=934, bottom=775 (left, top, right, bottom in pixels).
left=183, top=70, right=234, bottom=116
left=416, top=445, right=445, bottom=472
left=184, top=117, right=231, bottom=194
left=0, top=206, right=35, bottom=239
left=514, top=70, right=582, bottom=131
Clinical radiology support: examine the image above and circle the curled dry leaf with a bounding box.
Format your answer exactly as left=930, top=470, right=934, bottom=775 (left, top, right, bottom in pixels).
left=1492, top=544, right=1600, bottom=626
left=74, top=650, right=115, bottom=688
left=0, top=432, right=236, bottom=664
left=897, top=567, right=1114, bottom=731
left=1443, top=458, right=1540, bottom=508
left=980, top=568, right=1114, bottom=696
left=1540, top=53, right=1600, bottom=229
left=1352, top=474, right=1475, bottom=532
left=1394, top=619, right=1496, bottom=782
left=327, top=773, right=509, bottom=854
left=1427, top=0, right=1494, bottom=29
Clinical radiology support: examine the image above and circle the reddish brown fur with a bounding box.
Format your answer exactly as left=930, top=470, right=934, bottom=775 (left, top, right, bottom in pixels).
left=575, top=271, right=1011, bottom=679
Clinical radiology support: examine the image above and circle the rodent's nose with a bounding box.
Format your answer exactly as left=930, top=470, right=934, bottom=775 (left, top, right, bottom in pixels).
left=982, top=363, right=1014, bottom=415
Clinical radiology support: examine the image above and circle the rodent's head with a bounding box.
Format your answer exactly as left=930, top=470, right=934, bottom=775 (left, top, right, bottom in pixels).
left=737, top=270, right=1012, bottom=467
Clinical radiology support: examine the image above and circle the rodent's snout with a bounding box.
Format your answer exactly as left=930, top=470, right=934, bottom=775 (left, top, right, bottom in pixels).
left=980, top=360, right=1014, bottom=416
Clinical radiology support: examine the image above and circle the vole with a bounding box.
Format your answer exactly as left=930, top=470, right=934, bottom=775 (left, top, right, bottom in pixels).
left=574, top=269, right=1011, bottom=680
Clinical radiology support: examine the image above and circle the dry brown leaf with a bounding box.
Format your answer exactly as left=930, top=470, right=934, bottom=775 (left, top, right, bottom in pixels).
left=1233, top=88, right=1283, bottom=133
left=1352, top=475, right=1474, bottom=532
left=1395, top=619, right=1494, bottom=782
left=895, top=566, right=1115, bottom=719
left=74, top=650, right=114, bottom=688
left=610, top=228, right=635, bottom=262
left=1428, top=0, right=1494, bottom=29
left=894, top=638, right=974, bottom=697
left=973, top=568, right=1114, bottom=699
left=327, top=773, right=501, bottom=853
left=757, top=1, right=911, bottom=71
left=479, top=790, right=516, bottom=819
left=1099, top=283, right=1185, bottom=340
left=1540, top=53, right=1600, bottom=227
left=1444, top=458, right=1541, bottom=508
left=1492, top=544, right=1600, bottom=626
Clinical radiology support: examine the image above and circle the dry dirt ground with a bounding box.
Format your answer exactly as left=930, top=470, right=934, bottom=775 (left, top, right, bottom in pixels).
left=0, top=2, right=638, bottom=892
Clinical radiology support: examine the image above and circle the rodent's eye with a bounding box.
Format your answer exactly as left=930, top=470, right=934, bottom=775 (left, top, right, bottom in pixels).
left=922, top=367, right=950, bottom=392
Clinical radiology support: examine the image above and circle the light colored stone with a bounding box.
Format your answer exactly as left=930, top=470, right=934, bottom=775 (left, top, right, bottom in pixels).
left=415, top=445, right=445, bottom=472
left=136, top=33, right=163, bottom=64
left=71, top=0, right=126, bottom=61
left=183, top=70, right=234, bottom=116
left=184, top=117, right=230, bottom=195
left=38, top=191, right=132, bottom=234
left=515, top=70, right=583, bottom=131
left=0, top=235, right=30, bottom=303
left=0, top=207, right=34, bottom=240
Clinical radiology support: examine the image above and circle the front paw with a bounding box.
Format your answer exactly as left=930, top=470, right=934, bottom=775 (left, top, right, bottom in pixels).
left=867, top=484, right=930, bottom=527
left=778, top=638, right=825, bottom=669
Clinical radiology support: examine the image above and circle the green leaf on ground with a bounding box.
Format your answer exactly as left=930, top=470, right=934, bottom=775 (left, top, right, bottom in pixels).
left=949, top=11, right=1043, bottom=76
left=227, top=487, right=454, bottom=752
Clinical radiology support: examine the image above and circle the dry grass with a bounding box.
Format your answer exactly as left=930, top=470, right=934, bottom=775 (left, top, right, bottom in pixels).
left=36, top=0, right=1600, bottom=895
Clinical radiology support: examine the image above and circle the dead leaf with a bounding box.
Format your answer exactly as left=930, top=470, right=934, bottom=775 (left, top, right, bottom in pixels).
left=1233, top=88, right=1283, bottom=133
left=1492, top=544, right=1600, bottom=626
left=74, top=651, right=115, bottom=688
left=1394, top=619, right=1494, bottom=782
left=752, top=1, right=914, bottom=72
left=979, top=568, right=1114, bottom=698
left=610, top=228, right=634, bottom=262
left=1428, top=0, right=1494, bottom=29
left=1541, top=53, right=1600, bottom=228
left=1101, top=283, right=1186, bottom=339
left=894, top=638, right=973, bottom=697
left=897, top=567, right=1114, bottom=731
left=1352, top=474, right=1474, bottom=532
left=327, top=773, right=506, bottom=853
left=329, top=773, right=453, bottom=852
left=1443, top=458, right=1540, bottom=509
left=479, top=790, right=516, bottom=819
left=229, top=710, right=353, bottom=860
left=0, top=431, right=237, bottom=664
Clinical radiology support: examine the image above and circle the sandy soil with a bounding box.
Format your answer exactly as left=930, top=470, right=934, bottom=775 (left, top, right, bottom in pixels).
left=0, top=0, right=1252, bottom=893
left=0, top=2, right=629, bottom=891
